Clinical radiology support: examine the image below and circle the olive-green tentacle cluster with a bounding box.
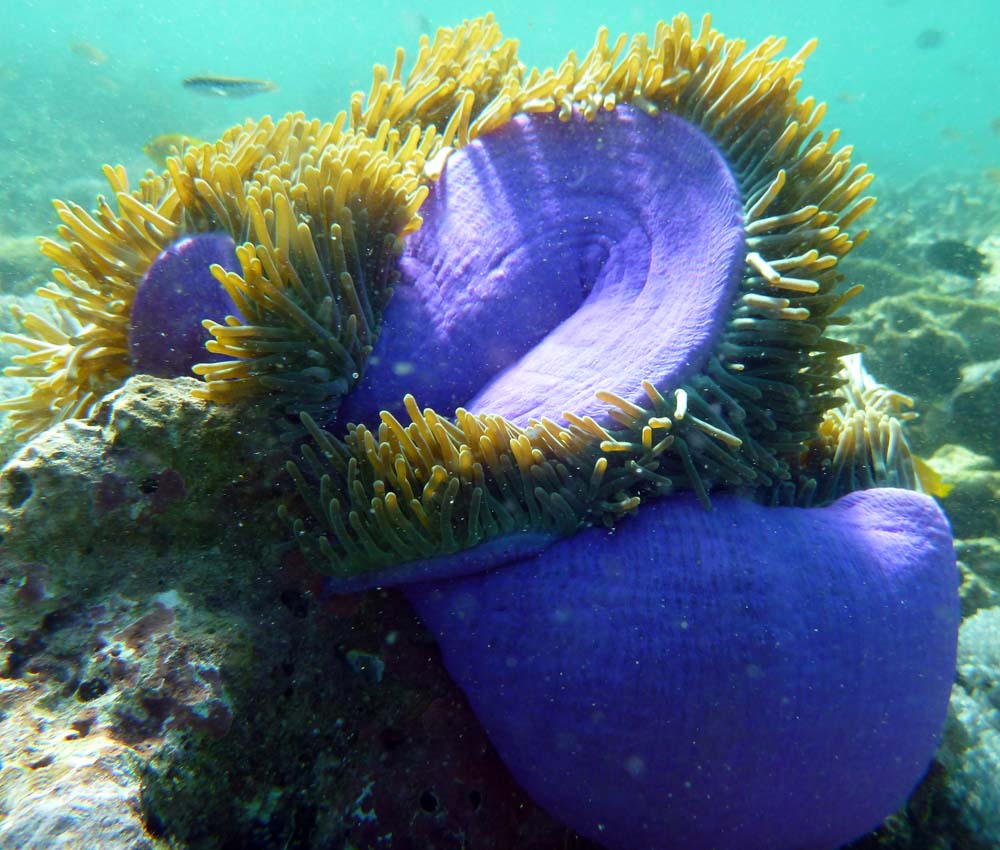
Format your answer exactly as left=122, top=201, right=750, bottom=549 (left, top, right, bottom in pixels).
left=792, top=354, right=920, bottom=505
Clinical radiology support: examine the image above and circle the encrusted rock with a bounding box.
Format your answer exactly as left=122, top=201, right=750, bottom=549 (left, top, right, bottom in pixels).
left=0, top=376, right=288, bottom=594
left=0, top=376, right=593, bottom=849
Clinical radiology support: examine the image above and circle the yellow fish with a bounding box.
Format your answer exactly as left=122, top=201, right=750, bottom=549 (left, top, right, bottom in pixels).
left=143, top=134, right=207, bottom=168
left=914, top=455, right=953, bottom=499
left=69, top=40, right=107, bottom=66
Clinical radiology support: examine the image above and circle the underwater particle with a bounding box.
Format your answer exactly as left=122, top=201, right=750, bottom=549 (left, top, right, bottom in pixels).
left=926, top=239, right=991, bottom=280
left=624, top=755, right=645, bottom=778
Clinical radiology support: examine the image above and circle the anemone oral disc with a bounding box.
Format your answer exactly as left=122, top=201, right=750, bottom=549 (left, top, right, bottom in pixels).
left=338, top=106, right=744, bottom=428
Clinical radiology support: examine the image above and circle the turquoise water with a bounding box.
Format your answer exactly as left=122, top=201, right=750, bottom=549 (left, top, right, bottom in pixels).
left=1, top=0, right=997, bottom=236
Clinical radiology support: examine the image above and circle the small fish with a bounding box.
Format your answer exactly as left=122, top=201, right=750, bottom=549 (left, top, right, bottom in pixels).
left=182, top=75, right=279, bottom=98
left=69, top=40, right=108, bottom=66
left=143, top=133, right=208, bottom=168
left=915, top=28, right=945, bottom=49
left=835, top=90, right=863, bottom=106
left=990, top=116, right=1000, bottom=138
left=400, top=9, right=433, bottom=37
left=913, top=456, right=953, bottom=499
left=94, top=75, right=122, bottom=95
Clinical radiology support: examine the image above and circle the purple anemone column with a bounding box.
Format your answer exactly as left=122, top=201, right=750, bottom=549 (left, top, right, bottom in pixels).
left=128, top=232, right=241, bottom=378
left=403, top=489, right=959, bottom=850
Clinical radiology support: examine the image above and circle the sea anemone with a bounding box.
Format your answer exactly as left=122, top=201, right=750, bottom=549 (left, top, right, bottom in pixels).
left=2, top=14, right=958, bottom=850
left=1, top=108, right=430, bottom=436
left=282, top=14, right=877, bottom=577
left=280, top=16, right=957, bottom=850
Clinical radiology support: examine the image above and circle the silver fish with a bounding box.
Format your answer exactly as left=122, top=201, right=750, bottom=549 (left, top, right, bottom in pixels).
left=182, top=75, right=279, bottom=98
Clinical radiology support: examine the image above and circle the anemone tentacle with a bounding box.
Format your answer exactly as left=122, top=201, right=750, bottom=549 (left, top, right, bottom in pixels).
left=283, top=15, right=886, bottom=577
left=1, top=114, right=431, bottom=436
left=4, top=14, right=909, bottom=581
left=791, top=353, right=921, bottom=505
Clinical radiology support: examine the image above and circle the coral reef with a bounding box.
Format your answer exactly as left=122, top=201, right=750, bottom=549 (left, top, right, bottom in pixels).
left=0, top=578, right=226, bottom=850
left=0, top=234, right=50, bottom=297
left=838, top=291, right=1000, bottom=458
left=942, top=607, right=1000, bottom=848
left=856, top=170, right=1000, bottom=284
left=832, top=168, right=1000, bottom=848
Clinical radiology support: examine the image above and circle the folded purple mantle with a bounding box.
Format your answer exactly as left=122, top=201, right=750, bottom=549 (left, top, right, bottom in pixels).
left=403, top=489, right=959, bottom=850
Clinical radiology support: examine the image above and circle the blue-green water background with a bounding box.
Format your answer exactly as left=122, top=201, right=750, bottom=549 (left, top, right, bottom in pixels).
left=1, top=0, right=997, bottom=237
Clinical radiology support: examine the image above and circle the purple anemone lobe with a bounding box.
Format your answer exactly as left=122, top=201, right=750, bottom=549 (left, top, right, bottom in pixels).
left=128, top=233, right=242, bottom=378
left=403, top=488, right=959, bottom=850
left=338, top=106, right=744, bottom=429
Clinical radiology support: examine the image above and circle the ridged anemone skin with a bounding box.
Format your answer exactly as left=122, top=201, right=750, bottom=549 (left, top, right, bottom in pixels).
left=337, top=108, right=746, bottom=429
left=405, top=490, right=958, bottom=850
left=2, top=14, right=959, bottom=850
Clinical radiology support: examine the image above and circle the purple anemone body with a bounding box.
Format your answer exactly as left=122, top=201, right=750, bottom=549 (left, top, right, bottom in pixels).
left=321, top=108, right=959, bottom=850
left=338, top=108, right=745, bottom=429
left=128, top=232, right=241, bottom=377
left=404, top=490, right=959, bottom=850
